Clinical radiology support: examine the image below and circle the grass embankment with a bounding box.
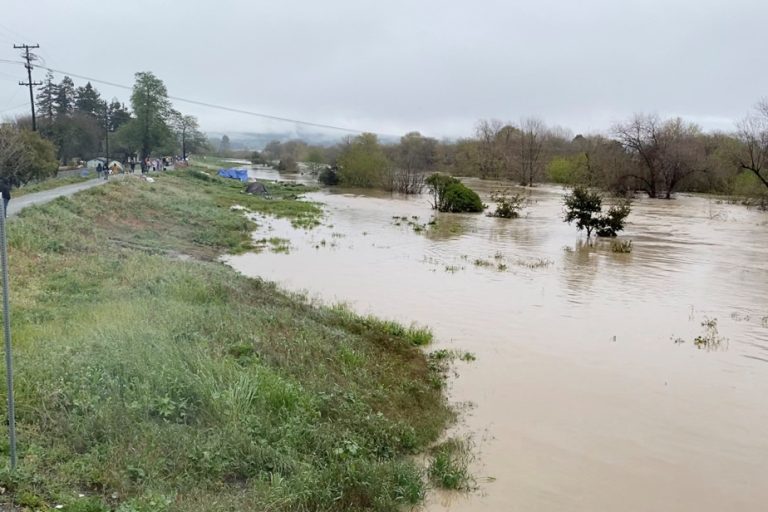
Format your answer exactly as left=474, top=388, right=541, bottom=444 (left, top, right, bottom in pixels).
left=0, top=170, right=453, bottom=511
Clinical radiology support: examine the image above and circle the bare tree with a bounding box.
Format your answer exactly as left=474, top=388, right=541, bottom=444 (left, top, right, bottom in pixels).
left=735, top=101, right=768, bottom=189
left=517, top=118, right=546, bottom=186
left=389, top=131, right=437, bottom=194
left=474, top=119, right=505, bottom=178
left=613, top=114, right=706, bottom=198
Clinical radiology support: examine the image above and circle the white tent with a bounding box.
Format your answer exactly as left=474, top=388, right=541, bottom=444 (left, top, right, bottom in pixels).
left=86, top=159, right=106, bottom=169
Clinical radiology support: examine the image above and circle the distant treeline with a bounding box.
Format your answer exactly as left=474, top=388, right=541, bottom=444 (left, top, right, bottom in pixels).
left=247, top=107, right=768, bottom=200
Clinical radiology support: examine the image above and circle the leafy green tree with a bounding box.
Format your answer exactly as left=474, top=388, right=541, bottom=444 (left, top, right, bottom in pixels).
left=74, top=82, right=103, bottom=119
left=54, top=76, right=76, bottom=118
left=35, top=71, right=57, bottom=124
left=338, top=133, right=390, bottom=187
left=563, top=186, right=631, bottom=238
left=425, top=173, right=483, bottom=212
left=563, top=186, right=602, bottom=237
left=107, top=100, right=132, bottom=131
left=442, top=182, right=484, bottom=212
left=170, top=111, right=207, bottom=159
left=119, top=71, right=173, bottom=159
left=306, top=148, right=325, bottom=173
left=0, top=126, right=58, bottom=186
left=425, top=172, right=459, bottom=210
left=219, top=134, right=231, bottom=155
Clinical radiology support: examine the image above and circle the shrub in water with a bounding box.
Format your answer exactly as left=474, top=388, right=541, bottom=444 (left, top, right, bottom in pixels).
left=488, top=189, right=525, bottom=218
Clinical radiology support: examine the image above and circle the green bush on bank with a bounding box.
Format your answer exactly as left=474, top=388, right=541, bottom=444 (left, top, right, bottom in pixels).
left=0, top=171, right=452, bottom=511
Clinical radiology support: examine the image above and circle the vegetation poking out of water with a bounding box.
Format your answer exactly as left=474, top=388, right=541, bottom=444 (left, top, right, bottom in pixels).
left=563, top=186, right=631, bottom=238
left=673, top=317, right=729, bottom=351
left=427, top=438, right=475, bottom=491
left=391, top=215, right=429, bottom=234
left=0, top=170, right=452, bottom=511
left=515, top=257, right=554, bottom=269
left=611, top=239, right=633, bottom=253
left=693, top=318, right=729, bottom=350
left=487, top=189, right=526, bottom=218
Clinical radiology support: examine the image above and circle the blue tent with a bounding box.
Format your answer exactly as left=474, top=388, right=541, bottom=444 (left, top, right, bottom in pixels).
left=218, top=168, right=249, bottom=182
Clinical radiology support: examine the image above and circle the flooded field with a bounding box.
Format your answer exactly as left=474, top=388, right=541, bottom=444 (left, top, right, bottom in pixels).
left=225, top=171, right=768, bottom=512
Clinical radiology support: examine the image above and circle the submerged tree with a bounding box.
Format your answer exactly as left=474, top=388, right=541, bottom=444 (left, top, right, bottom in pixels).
left=425, top=173, right=483, bottom=213
left=563, top=186, right=630, bottom=238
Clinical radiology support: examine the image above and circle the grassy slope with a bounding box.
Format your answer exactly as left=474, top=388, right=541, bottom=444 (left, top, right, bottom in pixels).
left=0, top=169, right=452, bottom=511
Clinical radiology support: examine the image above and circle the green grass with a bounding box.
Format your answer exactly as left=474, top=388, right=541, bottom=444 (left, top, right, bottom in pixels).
left=14, top=173, right=95, bottom=198
left=0, top=170, right=452, bottom=511
left=428, top=438, right=474, bottom=491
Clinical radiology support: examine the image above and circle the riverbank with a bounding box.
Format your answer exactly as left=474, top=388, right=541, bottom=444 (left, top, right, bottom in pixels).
left=0, top=169, right=453, bottom=511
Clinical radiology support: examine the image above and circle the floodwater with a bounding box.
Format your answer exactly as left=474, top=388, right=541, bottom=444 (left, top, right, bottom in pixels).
left=225, top=171, right=768, bottom=512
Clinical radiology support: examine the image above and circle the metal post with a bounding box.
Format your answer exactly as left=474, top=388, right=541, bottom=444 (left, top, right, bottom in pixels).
left=0, top=199, right=17, bottom=470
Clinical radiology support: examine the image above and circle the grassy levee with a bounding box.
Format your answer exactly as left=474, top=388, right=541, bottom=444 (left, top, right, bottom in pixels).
left=0, top=169, right=452, bottom=511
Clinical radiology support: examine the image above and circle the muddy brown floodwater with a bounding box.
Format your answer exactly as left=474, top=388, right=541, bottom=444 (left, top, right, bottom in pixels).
left=225, top=170, right=768, bottom=512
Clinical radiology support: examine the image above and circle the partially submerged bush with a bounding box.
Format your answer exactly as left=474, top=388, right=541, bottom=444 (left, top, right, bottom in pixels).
left=488, top=189, right=525, bottom=218
left=318, top=167, right=339, bottom=186
left=563, top=186, right=631, bottom=237
left=425, top=173, right=483, bottom=213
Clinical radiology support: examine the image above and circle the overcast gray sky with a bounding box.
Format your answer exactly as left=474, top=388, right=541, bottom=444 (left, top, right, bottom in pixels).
left=0, top=0, right=766, bottom=140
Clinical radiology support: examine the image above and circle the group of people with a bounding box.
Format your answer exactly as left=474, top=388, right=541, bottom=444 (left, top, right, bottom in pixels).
left=94, top=156, right=178, bottom=178
left=95, top=162, right=122, bottom=180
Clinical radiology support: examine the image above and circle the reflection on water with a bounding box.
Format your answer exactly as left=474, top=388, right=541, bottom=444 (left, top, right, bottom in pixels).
left=226, top=174, right=768, bottom=512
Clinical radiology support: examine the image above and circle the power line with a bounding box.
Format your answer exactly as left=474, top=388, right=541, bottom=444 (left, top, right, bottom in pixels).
left=35, top=65, right=387, bottom=136
left=0, top=102, right=28, bottom=115
left=0, top=60, right=396, bottom=137
left=13, top=44, right=41, bottom=131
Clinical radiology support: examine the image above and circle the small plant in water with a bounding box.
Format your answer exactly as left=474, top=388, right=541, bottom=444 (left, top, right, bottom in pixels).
left=611, top=239, right=632, bottom=253
left=487, top=189, right=526, bottom=218
left=473, top=258, right=492, bottom=267
left=428, top=438, right=475, bottom=491
left=693, top=317, right=728, bottom=351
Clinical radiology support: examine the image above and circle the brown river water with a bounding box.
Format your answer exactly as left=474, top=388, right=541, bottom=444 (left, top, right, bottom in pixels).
left=225, top=167, right=768, bottom=512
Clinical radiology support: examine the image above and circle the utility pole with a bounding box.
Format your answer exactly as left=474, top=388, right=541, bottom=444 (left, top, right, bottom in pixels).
left=14, top=44, right=41, bottom=131
left=102, top=100, right=111, bottom=163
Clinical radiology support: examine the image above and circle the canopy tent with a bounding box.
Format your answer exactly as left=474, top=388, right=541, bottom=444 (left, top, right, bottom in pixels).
left=86, top=158, right=107, bottom=169
left=218, top=168, right=249, bottom=182
left=108, top=161, right=123, bottom=171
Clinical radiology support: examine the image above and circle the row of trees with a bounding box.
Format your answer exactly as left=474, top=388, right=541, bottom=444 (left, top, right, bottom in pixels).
left=258, top=104, right=768, bottom=200
left=14, top=71, right=208, bottom=166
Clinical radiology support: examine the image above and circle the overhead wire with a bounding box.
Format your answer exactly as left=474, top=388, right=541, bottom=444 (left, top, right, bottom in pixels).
left=0, top=59, right=394, bottom=137
left=35, top=65, right=389, bottom=136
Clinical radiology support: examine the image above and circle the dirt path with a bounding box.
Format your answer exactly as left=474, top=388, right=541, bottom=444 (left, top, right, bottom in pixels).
left=9, top=176, right=111, bottom=218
